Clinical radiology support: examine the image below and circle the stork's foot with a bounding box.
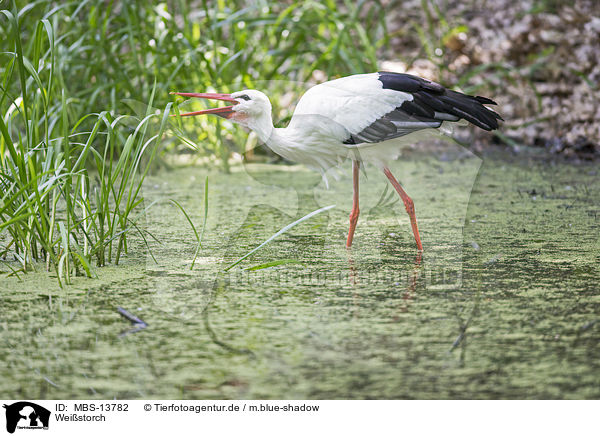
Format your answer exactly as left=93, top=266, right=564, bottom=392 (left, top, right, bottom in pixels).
left=346, top=160, right=361, bottom=248
left=382, top=167, right=424, bottom=251
left=346, top=208, right=360, bottom=248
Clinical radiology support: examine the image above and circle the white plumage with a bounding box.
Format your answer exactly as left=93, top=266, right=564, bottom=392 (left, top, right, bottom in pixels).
left=292, top=73, right=413, bottom=138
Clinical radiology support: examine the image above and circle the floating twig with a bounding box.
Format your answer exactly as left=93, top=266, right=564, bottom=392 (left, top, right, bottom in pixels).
left=117, top=306, right=148, bottom=336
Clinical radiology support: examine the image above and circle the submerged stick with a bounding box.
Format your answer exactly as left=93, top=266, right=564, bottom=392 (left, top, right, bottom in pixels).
left=117, top=306, right=148, bottom=336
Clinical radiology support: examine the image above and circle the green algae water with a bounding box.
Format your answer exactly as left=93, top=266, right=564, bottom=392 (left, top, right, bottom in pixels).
left=1, top=148, right=599, bottom=399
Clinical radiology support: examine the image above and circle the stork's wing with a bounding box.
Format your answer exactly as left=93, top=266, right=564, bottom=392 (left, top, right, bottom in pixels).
left=343, top=72, right=503, bottom=145
left=343, top=111, right=443, bottom=144
left=290, top=73, right=414, bottom=141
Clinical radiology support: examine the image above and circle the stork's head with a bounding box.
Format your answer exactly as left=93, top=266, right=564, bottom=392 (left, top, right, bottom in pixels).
left=170, top=89, right=272, bottom=131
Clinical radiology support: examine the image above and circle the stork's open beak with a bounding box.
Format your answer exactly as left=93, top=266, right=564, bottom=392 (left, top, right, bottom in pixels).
left=169, top=92, right=238, bottom=118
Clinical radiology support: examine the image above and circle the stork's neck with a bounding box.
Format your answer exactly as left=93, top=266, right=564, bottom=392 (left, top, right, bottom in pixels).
left=253, top=113, right=346, bottom=172
left=247, top=111, right=275, bottom=144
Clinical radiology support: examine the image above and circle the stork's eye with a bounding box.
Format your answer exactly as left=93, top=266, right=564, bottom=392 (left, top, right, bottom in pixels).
left=238, top=94, right=250, bottom=101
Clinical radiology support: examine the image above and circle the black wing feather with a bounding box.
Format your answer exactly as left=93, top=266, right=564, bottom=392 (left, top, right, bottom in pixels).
left=344, top=72, right=503, bottom=144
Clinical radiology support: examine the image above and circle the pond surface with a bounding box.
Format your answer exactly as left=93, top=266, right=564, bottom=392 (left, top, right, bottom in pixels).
left=1, top=147, right=599, bottom=399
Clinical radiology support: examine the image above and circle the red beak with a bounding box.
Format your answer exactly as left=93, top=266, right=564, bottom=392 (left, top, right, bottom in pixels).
left=170, top=92, right=238, bottom=118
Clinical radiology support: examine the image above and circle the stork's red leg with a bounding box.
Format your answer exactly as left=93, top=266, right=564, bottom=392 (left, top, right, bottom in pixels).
left=346, top=160, right=360, bottom=248
left=382, top=167, right=423, bottom=251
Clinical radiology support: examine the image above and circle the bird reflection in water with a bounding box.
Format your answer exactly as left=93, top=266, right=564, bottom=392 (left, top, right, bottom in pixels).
left=346, top=247, right=423, bottom=316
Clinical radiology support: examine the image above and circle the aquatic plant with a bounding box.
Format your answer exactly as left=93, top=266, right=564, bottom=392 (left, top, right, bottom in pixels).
left=0, top=0, right=387, bottom=283
left=0, top=7, right=174, bottom=284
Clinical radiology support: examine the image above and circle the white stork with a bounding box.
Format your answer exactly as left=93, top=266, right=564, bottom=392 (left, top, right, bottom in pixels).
left=171, top=72, right=502, bottom=251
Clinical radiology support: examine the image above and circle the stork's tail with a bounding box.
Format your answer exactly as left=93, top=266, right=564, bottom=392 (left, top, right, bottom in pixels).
left=431, top=90, right=504, bottom=131
left=378, top=72, right=504, bottom=132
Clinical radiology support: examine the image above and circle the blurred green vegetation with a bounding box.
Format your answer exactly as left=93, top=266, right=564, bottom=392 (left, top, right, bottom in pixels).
left=0, top=0, right=389, bottom=282
left=2, top=0, right=389, bottom=164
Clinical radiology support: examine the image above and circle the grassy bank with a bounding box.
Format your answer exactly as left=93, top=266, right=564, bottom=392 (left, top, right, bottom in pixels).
left=0, top=0, right=386, bottom=282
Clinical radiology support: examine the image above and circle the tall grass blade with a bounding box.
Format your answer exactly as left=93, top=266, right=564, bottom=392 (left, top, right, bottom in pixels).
left=224, top=204, right=335, bottom=271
